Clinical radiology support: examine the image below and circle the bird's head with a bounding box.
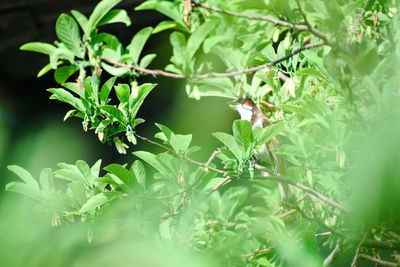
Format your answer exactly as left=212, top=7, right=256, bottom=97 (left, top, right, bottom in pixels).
left=229, top=98, right=257, bottom=121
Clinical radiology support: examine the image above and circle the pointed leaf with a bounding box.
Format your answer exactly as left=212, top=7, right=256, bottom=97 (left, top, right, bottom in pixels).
left=233, top=120, right=253, bottom=153
left=88, top=0, right=123, bottom=31
left=100, top=77, right=117, bottom=104
left=56, top=14, right=82, bottom=56
left=213, top=132, right=243, bottom=161
left=37, top=64, right=52, bottom=77
left=254, top=122, right=285, bottom=146
left=98, top=9, right=131, bottom=26
left=7, top=165, right=39, bottom=189
left=54, top=65, right=79, bottom=84
left=187, top=19, right=218, bottom=60
left=71, top=10, right=89, bottom=36
left=129, top=83, right=156, bottom=118
left=98, top=105, right=127, bottom=123
left=114, top=83, right=130, bottom=103
left=170, top=134, right=192, bottom=154
left=47, top=88, right=85, bottom=111
left=131, top=160, right=146, bottom=189
left=127, top=27, right=153, bottom=64
left=5, top=182, right=44, bottom=201
left=135, top=0, right=184, bottom=27
left=20, top=42, right=56, bottom=55
left=170, top=32, right=187, bottom=66
left=79, top=192, right=122, bottom=213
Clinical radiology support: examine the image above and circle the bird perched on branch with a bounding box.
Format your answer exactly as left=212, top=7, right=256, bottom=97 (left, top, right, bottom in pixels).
left=231, top=98, right=287, bottom=197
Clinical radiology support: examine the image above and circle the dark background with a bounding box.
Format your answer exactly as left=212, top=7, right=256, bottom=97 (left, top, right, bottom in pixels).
left=0, top=0, right=233, bottom=190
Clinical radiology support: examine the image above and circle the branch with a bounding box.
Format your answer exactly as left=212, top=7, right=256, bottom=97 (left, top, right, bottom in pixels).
left=351, top=236, right=366, bottom=267
left=283, top=202, right=345, bottom=238
left=323, top=242, right=341, bottom=267
left=294, top=0, right=331, bottom=44
left=253, top=175, right=347, bottom=212
left=100, top=42, right=323, bottom=79
left=192, top=0, right=329, bottom=41
left=363, top=239, right=400, bottom=250
left=358, top=254, right=398, bottom=267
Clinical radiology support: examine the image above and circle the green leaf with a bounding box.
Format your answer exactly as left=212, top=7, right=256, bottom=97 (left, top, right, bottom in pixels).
left=88, top=0, right=123, bottom=32
left=170, top=32, right=187, bottom=66
left=213, top=132, right=243, bottom=161
left=203, top=35, right=226, bottom=54
left=187, top=19, right=218, bottom=60
left=47, top=88, right=85, bottom=111
left=127, top=27, right=153, bottom=64
left=71, top=10, right=89, bottom=36
left=98, top=9, right=131, bottom=26
left=5, top=182, right=44, bottom=201
left=129, top=83, right=156, bottom=118
left=155, top=123, right=174, bottom=142
left=170, top=134, right=192, bottom=154
left=20, top=42, right=56, bottom=55
left=104, top=164, right=135, bottom=187
left=114, top=83, right=130, bottom=103
left=232, top=120, right=253, bottom=153
left=93, top=33, right=122, bottom=50
left=55, top=163, right=87, bottom=183
left=131, top=160, right=146, bottom=189
left=39, top=168, right=54, bottom=193
left=49, top=46, right=76, bottom=68
left=135, top=0, right=184, bottom=27
left=79, top=192, right=122, bottom=213
left=254, top=122, right=285, bottom=146
left=99, top=77, right=117, bottom=104
left=37, top=64, right=52, bottom=77
left=91, top=159, right=102, bottom=178
left=7, top=165, right=39, bottom=189
left=76, top=160, right=93, bottom=185
left=99, top=105, right=127, bottom=123
left=139, top=53, right=156, bottom=68
left=56, top=14, right=82, bottom=56
left=153, top=20, right=178, bottom=34
left=54, top=65, right=79, bottom=84
left=133, top=151, right=165, bottom=174
left=100, top=62, right=129, bottom=77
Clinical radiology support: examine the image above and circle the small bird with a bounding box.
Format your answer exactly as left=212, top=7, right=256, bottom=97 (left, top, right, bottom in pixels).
left=233, top=99, right=270, bottom=128
left=231, top=98, right=287, bottom=197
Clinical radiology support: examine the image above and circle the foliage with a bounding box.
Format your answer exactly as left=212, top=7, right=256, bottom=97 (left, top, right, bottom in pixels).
left=6, top=0, right=400, bottom=266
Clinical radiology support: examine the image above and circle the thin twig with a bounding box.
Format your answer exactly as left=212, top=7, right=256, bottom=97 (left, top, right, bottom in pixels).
left=351, top=236, right=366, bottom=267
left=205, top=150, right=220, bottom=168
left=283, top=202, right=344, bottom=237
left=323, top=242, right=341, bottom=267
left=192, top=0, right=327, bottom=39
left=101, top=42, right=323, bottom=79
left=277, top=71, right=289, bottom=82
left=294, top=0, right=331, bottom=44
left=358, top=254, right=398, bottom=267
left=363, top=239, right=400, bottom=250
left=253, top=175, right=347, bottom=212
left=316, top=231, right=332, bottom=237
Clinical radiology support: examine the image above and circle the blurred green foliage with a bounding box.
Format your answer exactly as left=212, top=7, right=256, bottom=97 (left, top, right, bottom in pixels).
left=3, top=0, right=400, bottom=266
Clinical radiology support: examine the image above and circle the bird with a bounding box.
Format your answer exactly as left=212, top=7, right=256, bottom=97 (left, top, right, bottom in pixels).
left=230, top=98, right=287, bottom=198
